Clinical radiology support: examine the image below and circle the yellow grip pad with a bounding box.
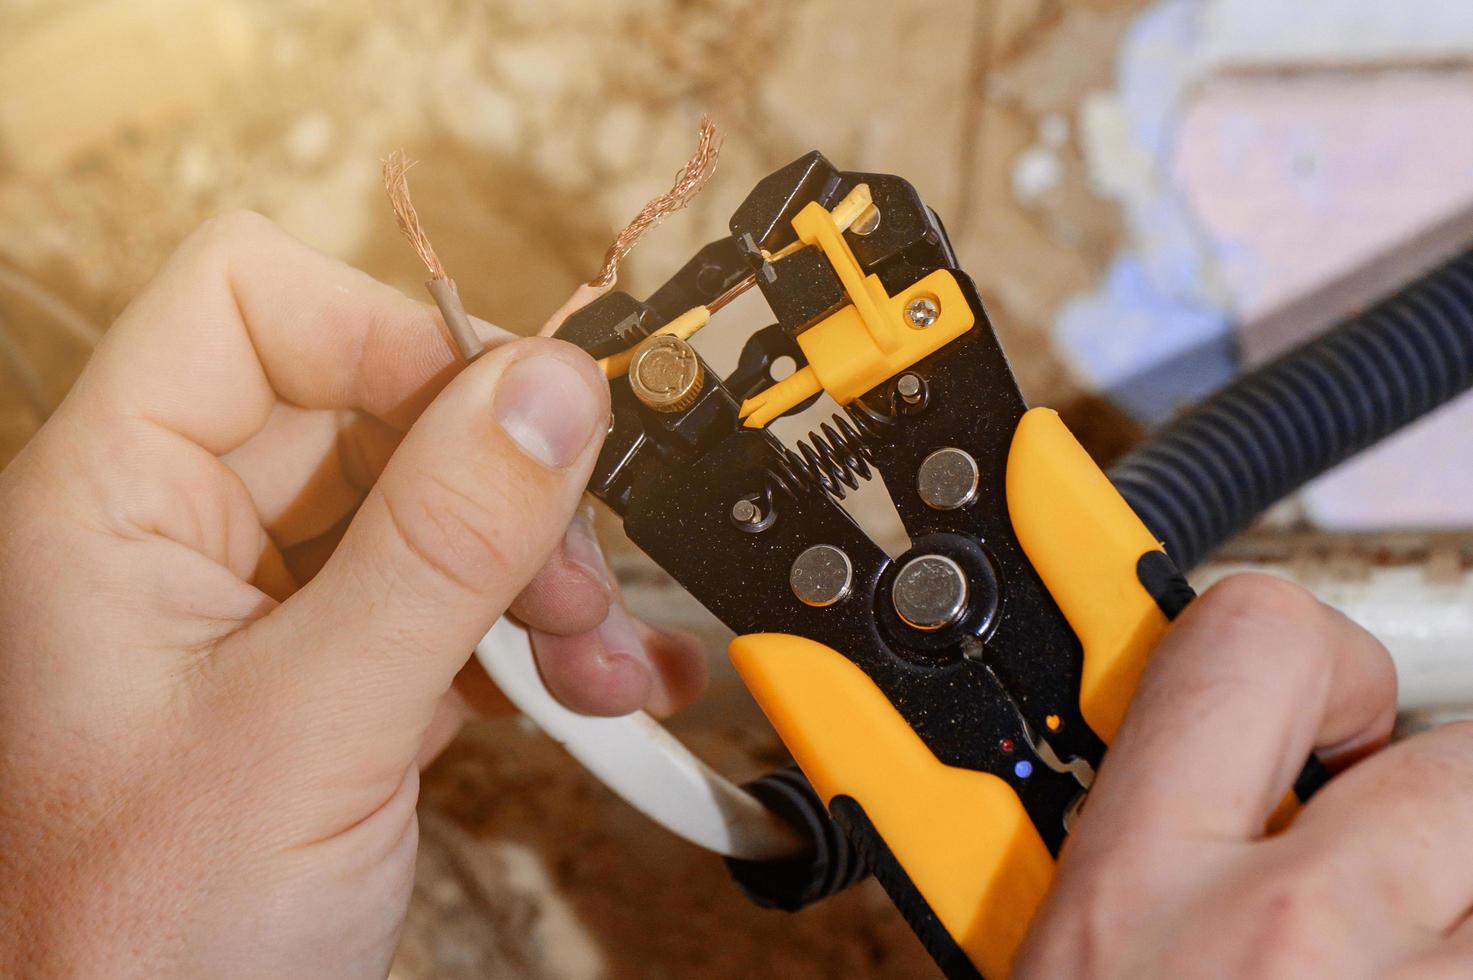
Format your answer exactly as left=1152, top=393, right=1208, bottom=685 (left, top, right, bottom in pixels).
left=1005, top=408, right=1168, bottom=743
left=730, top=632, right=1053, bottom=978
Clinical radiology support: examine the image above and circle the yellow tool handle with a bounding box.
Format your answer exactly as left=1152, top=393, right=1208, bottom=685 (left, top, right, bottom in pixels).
left=1005, top=408, right=1171, bottom=743
left=731, top=631, right=1051, bottom=979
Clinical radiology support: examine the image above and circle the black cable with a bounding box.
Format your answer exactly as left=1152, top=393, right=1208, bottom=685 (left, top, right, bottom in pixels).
left=1110, top=248, right=1473, bottom=571
left=723, top=766, right=869, bottom=910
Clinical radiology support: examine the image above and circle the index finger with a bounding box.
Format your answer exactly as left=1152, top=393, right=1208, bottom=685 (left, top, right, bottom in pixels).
left=71, top=210, right=509, bottom=455
left=1070, top=573, right=1396, bottom=854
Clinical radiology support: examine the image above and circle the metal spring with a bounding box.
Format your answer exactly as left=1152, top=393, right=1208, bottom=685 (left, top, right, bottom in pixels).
left=770, top=403, right=890, bottom=500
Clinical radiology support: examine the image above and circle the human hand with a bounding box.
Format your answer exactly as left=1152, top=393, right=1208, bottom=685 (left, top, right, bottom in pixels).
left=0, top=211, right=703, bottom=977
left=1012, top=573, right=1473, bottom=979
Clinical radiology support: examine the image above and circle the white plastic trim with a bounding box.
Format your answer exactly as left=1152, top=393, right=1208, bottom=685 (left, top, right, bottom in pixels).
left=474, top=617, right=806, bottom=861
left=1195, top=563, right=1473, bottom=710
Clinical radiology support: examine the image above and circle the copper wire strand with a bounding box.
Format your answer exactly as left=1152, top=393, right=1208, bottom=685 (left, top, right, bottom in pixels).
left=382, top=150, right=484, bottom=362
left=383, top=150, right=448, bottom=282
left=595, top=183, right=876, bottom=378
left=590, top=115, right=722, bottom=288
left=706, top=273, right=757, bottom=315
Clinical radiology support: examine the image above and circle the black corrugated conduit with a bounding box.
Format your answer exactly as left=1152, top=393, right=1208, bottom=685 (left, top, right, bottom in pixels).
left=1110, top=248, right=1473, bottom=571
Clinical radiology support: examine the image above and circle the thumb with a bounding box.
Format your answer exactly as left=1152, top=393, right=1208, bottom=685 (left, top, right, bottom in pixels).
left=235, top=337, right=608, bottom=753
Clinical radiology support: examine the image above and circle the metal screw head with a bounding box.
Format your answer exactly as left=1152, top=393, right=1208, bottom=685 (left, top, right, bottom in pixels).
left=730, top=498, right=761, bottom=525
left=917, top=447, right=980, bottom=511
left=905, top=296, right=939, bottom=328
left=892, top=554, right=969, bottom=631
left=790, top=544, right=853, bottom=608
left=629, top=335, right=704, bottom=413
left=896, top=373, right=923, bottom=404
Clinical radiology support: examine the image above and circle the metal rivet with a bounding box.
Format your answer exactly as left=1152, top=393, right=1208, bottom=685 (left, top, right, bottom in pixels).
left=628, top=335, right=704, bottom=413
left=905, top=296, right=939, bottom=328
left=731, top=499, right=760, bottom=524
left=851, top=203, right=881, bottom=236
left=731, top=496, right=774, bottom=533
left=896, top=373, right=923, bottom=404
left=892, top=554, right=969, bottom=631
left=918, top=447, right=979, bottom=511
left=790, top=544, right=853, bottom=607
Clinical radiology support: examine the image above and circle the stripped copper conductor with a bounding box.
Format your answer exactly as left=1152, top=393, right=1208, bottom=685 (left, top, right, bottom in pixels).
left=383, top=150, right=483, bottom=361
left=590, top=115, right=721, bottom=288
left=383, top=150, right=446, bottom=281
left=383, top=118, right=724, bottom=369
left=706, top=272, right=758, bottom=315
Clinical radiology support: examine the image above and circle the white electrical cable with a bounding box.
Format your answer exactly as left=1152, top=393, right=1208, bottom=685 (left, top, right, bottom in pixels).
left=1196, top=562, right=1473, bottom=710
left=474, top=616, right=806, bottom=862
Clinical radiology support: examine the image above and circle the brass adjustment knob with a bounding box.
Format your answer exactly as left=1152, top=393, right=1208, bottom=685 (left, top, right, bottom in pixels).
left=628, top=335, right=704, bottom=413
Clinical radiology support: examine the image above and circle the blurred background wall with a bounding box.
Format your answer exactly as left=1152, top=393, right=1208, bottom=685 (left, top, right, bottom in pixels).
left=3, top=1, right=1473, bottom=976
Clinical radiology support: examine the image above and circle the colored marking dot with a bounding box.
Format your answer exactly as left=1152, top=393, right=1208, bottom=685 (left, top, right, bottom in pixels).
left=999, top=738, right=1015, bottom=754
left=1045, top=714, right=1062, bottom=731
left=1014, top=760, right=1033, bottom=779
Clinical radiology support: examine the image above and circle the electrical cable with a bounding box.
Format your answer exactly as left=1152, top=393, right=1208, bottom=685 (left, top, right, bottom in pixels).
left=1110, top=247, right=1473, bottom=571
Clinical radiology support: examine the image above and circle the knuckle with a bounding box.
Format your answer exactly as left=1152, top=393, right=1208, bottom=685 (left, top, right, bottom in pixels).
left=1198, top=573, right=1327, bottom=634
left=1356, top=634, right=1400, bottom=701
left=1394, top=739, right=1450, bottom=789
left=1191, top=573, right=1338, bottom=673
left=179, top=209, right=280, bottom=266
left=379, top=472, right=522, bottom=595
left=1312, top=731, right=1466, bottom=840
left=1404, top=721, right=1473, bottom=786
left=198, top=207, right=274, bottom=241
left=1433, top=718, right=1473, bottom=748
left=1226, top=856, right=1352, bottom=973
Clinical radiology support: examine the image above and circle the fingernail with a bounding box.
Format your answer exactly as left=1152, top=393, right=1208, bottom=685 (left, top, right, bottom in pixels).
left=564, top=506, right=611, bottom=587
left=598, top=602, right=652, bottom=675
left=494, top=354, right=601, bottom=468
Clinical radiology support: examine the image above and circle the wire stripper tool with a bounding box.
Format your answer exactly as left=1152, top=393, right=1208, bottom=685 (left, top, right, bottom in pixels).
left=552, top=151, right=1315, bottom=978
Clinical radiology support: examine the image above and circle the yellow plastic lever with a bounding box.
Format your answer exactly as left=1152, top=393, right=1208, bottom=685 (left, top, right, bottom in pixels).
left=739, top=201, right=974, bottom=427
